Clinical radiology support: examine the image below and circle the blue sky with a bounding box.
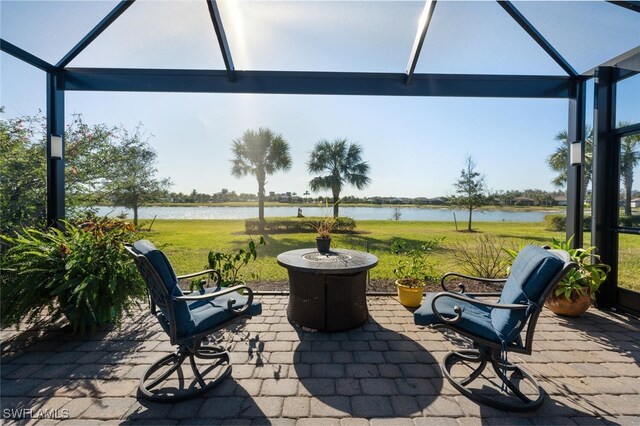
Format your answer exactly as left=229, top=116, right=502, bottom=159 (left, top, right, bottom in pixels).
left=1, top=1, right=639, bottom=198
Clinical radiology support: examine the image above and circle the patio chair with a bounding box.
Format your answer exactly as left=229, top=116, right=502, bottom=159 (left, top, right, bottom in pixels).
left=125, top=240, right=262, bottom=402
left=414, top=245, right=576, bottom=411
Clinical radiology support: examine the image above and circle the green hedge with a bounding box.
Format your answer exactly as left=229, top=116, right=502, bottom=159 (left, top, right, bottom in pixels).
left=619, top=215, right=640, bottom=228
left=544, top=214, right=566, bottom=232
left=544, top=214, right=592, bottom=232
left=245, top=217, right=357, bottom=234
left=545, top=214, right=640, bottom=232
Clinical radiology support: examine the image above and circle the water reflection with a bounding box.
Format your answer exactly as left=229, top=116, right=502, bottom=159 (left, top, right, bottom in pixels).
left=94, top=205, right=554, bottom=222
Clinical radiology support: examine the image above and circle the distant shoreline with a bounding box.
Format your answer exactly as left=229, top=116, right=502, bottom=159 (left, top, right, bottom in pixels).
left=137, top=201, right=566, bottom=213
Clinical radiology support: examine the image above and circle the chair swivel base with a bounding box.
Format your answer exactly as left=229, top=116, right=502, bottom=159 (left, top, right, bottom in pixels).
left=139, top=344, right=231, bottom=402
left=442, top=349, right=545, bottom=412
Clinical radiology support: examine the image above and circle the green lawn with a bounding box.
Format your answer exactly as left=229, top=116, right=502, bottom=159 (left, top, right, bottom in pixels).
left=139, top=219, right=640, bottom=291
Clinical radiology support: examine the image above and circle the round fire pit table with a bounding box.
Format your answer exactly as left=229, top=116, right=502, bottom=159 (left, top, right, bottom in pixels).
left=277, top=248, right=378, bottom=332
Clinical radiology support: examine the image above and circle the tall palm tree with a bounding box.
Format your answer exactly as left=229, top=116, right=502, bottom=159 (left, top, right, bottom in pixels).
left=619, top=122, right=640, bottom=216
left=230, top=128, right=292, bottom=227
left=307, top=138, right=370, bottom=217
left=547, top=127, right=593, bottom=201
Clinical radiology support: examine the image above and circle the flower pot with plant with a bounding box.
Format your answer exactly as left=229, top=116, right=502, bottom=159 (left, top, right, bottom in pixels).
left=308, top=199, right=339, bottom=253
left=392, top=240, right=434, bottom=308
left=546, top=237, right=609, bottom=316
left=506, top=237, right=610, bottom=317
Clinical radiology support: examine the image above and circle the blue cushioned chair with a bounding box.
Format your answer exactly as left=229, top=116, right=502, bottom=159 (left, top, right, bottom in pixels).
left=414, top=245, right=575, bottom=411
left=125, top=240, right=262, bottom=402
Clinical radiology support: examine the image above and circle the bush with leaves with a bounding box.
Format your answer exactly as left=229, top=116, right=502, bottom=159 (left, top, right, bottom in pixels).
left=448, top=234, right=511, bottom=279
left=1, top=218, right=146, bottom=333
left=245, top=217, right=356, bottom=234
left=194, top=237, right=266, bottom=289
left=391, top=239, right=441, bottom=287
left=1, top=108, right=169, bottom=235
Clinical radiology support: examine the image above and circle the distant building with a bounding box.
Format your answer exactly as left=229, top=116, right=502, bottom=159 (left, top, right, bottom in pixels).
left=513, top=196, right=535, bottom=206
left=631, top=199, right=640, bottom=208
left=554, top=196, right=567, bottom=206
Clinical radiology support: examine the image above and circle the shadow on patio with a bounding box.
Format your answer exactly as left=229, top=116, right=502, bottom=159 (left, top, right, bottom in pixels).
left=1, top=295, right=639, bottom=424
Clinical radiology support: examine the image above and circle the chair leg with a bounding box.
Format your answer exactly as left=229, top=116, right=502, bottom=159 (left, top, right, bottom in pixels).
left=489, top=358, right=545, bottom=411
left=139, top=344, right=232, bottom=402
left=441, top=349, right=544, bottom=412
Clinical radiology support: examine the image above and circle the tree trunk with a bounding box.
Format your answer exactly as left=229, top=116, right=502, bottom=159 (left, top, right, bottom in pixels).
left=258, top=178, right=265, bottom=233
left=625, top=180, right=633, bottom=216
left=133, top=206, right=139, bottom=227
left=332, top=192, right=340, bottom=218
left=467, top=207, right=473, bottom=231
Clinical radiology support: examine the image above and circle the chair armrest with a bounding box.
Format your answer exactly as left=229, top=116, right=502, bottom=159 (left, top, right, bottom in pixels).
left=176, top=269, right=216, bottom=280
left=174, top=285, right=254, bottom=315
left=431, top=291, right=527, bottom=325
left=440, top=272, right=506, bottom=294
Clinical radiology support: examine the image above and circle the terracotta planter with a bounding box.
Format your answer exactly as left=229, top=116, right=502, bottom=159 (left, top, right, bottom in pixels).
left=546, top=292, right=592, bottom=317
left=395, top=279, right=425, bottom=308
left=316, top=237, right=332, bottom=253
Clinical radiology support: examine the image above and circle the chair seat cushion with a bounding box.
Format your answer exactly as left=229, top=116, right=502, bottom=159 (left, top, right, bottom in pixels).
left=188, top=291, right=262, bottom=336
left=155, top=289, right=262, bottom=338
left=414, top=293, right=501, bottom=344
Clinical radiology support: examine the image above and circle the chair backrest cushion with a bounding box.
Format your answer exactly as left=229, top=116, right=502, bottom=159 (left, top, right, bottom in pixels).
left=132, top=240, right=195, bottom=335
left=491, top=245, right=564, bottom=344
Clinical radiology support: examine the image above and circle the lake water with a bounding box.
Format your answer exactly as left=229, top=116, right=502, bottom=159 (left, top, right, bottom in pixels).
left=94, top=205, right=555, bottom=222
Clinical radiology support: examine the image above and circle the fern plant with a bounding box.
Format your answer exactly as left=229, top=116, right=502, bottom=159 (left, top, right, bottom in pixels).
left=1, top=218, right=146, bottom=332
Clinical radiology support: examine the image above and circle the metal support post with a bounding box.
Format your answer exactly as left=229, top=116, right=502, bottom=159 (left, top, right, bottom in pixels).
left=592, top=67, right=618, bottom=308
left=566, top=79, right=586, bottom=248
left=46, top=71, right=65, bottom=228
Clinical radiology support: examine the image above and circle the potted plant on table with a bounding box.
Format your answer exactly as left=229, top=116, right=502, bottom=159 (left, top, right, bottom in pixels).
left=308, top=199, right=339, bottom=253
left=392, top=240, right=433, bottom=308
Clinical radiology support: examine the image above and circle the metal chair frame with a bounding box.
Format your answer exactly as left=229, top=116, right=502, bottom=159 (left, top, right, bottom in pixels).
left=426, top=249, right=577, bottom=411
left=125, top=244, right=255, bottom=402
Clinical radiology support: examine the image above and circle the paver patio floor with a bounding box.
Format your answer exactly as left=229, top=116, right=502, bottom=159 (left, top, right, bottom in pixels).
left=2, top=295, right=639, bottom=425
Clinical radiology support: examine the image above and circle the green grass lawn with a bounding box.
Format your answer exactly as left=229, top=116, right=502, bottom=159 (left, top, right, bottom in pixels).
left=139, top=219, right=640, bottom=291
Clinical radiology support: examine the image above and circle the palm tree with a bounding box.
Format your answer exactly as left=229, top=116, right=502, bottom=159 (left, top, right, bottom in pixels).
left=230, top=128, right=292, bottom=228
left=620, top=123, right=640, bottom=216
left=307, top=138, right=371, bottom=217
left=547, top=127, right=593, bottom=200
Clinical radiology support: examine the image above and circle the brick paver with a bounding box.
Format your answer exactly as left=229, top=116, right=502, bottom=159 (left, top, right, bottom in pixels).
left=1, top=295, right=639, bottom=425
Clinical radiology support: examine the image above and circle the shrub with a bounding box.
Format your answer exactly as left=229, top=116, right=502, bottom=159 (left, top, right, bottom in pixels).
left=448, top=234, right=511, bottom=279
left=390, top=239, right=442, bottom=285
left=544, top=214, right=566, bottom=231
left=544, top=214, right=593, bottom=232
left=1, top=218, right=146, bottom=333
left=198, top=237, right=266, bottom=289
left=245, top=217, right=356, bottom=234
left=619, top=215, right=640, bottom=228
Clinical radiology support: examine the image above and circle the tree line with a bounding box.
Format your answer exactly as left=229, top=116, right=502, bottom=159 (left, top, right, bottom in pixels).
left=3, top=107, right=637, bottom=236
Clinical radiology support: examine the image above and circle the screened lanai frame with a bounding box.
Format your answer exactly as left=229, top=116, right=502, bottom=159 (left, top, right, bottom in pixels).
left=1, top=0, right=640, bottom=313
